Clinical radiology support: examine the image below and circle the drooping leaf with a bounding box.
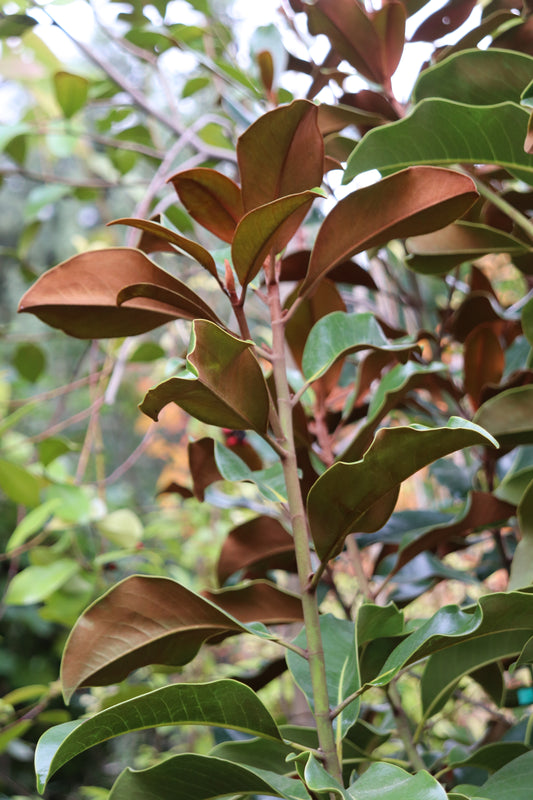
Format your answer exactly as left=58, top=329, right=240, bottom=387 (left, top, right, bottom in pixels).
left=169, top=168, right=243, bottom=243
left=237, top=99, right=324, bottom=212
left=287, top=614, right=360, bottom=741
left=35, top=679, right=282, bottom=792
left=347, top=762, right=447, bottom=800
left=301, top=311, right=418, bottom=384
left=18, top=249, right=219, bottom=338
left=509, top=479, right=533, bottom=590
left=217, top=516, right=295, bottom=585
left=474, top=385, right=533, bottom=447
left=307, top=418, right=498, bottom=563
left=340, top=361, right=447, bottom=462
left=344, top=100, right=533, bottom=186
left=232, top=190, right=320, bottom=287
left=464, top=325, right=505, bottom=409
left=140, top=320, right=270, bottom=432
left=53, top=71, right=89, bottom=119
left=392, top=492, right=515, bottom=575
left=413, top=49, right=533, bottom=105
left=372, top=591, right=533, bottom=690
left=60, top=575, right=303, bottom=702
left=108, top=217, right=219, bottom=280
left=300, top=167, right=478, bottom=297
left=107, top=753, right=312, bottom=800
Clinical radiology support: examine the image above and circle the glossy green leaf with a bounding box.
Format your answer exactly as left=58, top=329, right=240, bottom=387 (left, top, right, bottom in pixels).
left=347, top=763, right=447, bottom=799
left=375, top=591, right=533, bottom=690
left=232, top=190, right=320, bottom=287
left=344, top=100, right=533, bottom=185
left=479, top=750, right=533, bottom=799
left=301, top=312, right=418, bottom=383
left=448, top=742, right=531, bottom=773
left=287, top=614, right=360, bottom=741
left=60, top=576, right=301, bottom=701
left=18, top=248, right=219, bottom=338
left=108, top=217, right=219, bottom=279
left=341, top=361, right=445, bottom=462
left=107, top=753, right=312, bottom=800
left=214, top=442, right=288, bottom=503
left=140, top=320, right=270, bottom=432
left=6, top=498, right=61, bottom=552
left=474, top=386, right=533, bottom=447
left=237, top=99, right=323, bottom=212
left=4, top=559, right=79, bottom=606
left=169, top=168, right=243, bottom=244
left=0, top=458, right=40, bottom=507
left=509, top=479, right=533, bottom=590
left=413, top=49, right=533, bottom=106
left=35, top=679, right=282, bottom=792
left=301, top=167, right=477, bottom=297
left=53, top=71, right=89, bottom=119
left=308, top=418, right=498, bottom=563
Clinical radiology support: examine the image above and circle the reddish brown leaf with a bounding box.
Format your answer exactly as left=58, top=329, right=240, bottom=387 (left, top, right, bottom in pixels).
left=116, top=283, right=223, bottom=326
left=17, top=248, right=215, bottom=339
left=189, top=438, right=222, bottom=501
left=371, top=1, right=406, bottom=81
left=109, top=217, right=219, bottom=279
left=410, top=0, right=477, bottom=42
left=61, top=576, right=303, bottom=701
left=169, top=168, right=243, bottom=244
left=279, top=250, right=377, bottom=289
left=300, top=167, right=478, bottom=299
left=464, top=324, right=505, bottom=409
left=446, top=293, right=511, bottom=342
left=217, top=517, right=296, bottom=585
left=237, top=100, right=324, bottom=212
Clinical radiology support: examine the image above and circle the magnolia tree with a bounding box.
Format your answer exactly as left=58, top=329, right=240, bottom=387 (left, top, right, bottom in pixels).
left=6, top=0, right=533, bottom=797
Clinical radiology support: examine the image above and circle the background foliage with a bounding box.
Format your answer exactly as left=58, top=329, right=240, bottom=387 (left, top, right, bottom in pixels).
left=1, top=0, right=533, bottom=798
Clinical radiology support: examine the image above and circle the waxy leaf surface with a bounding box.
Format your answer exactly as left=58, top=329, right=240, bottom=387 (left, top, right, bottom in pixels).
left=169, top=168, right=243, bottom=243
left=308, top=418, right=498, bottom=563
left=474, top=385, right=533, bottom=447
left=237, top=99, right=323, bottom=212
left=413, top=49, right=533, bottom=106
left=61, top=575, right=303, bottom=701
left=302, top=311, right=418, bottom=383
left=232, top=191, right=319, bottom=287
left=108, top=753, right=312, bottom=800
left=18, top=249, right=217, bottom=338
left=345, top=100, right=533, bottom=185
left=300, top=167, right=477, bottom=297
left=347, top=763, right=447, bottom=800
left=140, top=320, right=270, bottom=432
left=476, top=748, right=533, bottom=799
left=217, top=516, right=296, bottom=585
left=35, top=680, right=281, bottom=791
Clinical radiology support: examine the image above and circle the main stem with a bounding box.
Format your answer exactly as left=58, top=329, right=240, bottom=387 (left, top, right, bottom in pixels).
left=267, top=274, right=343, bottom=785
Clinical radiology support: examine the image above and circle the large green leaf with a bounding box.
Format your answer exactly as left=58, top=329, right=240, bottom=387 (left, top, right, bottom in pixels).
left=237, top=99, right=323, bottom=213
left=60, top=576, right=303, bottom=702
left=413, top=49, right=533, bottom=106
left=35, top=680, right=282, bottom=792
left=474, top=386, right=533, bottom=447
left=301, top=312, right=418, bottom=383
left=140, top=320, right=270, bottom=432
left=286, top=614, right=360, bottom=741
left=509, top=479, right=533, bottom=590
left=18, top=248, right=220, bottom=338
left=373, top=591, right=533, bottom=691
left=300, top=167, right=477, bottom=297
left=4, top=559, right=79, bottom=606
left=347, top=763, right=447, bottom=799
left=307, top=418, right=498, bottom=563
left=107, top=753, right=312, bottom=800
left=478, top=750, right=533, bottom=799
left=344, top=100, right=533, bottom=185
left=231, top=190, right=320, bottom=288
